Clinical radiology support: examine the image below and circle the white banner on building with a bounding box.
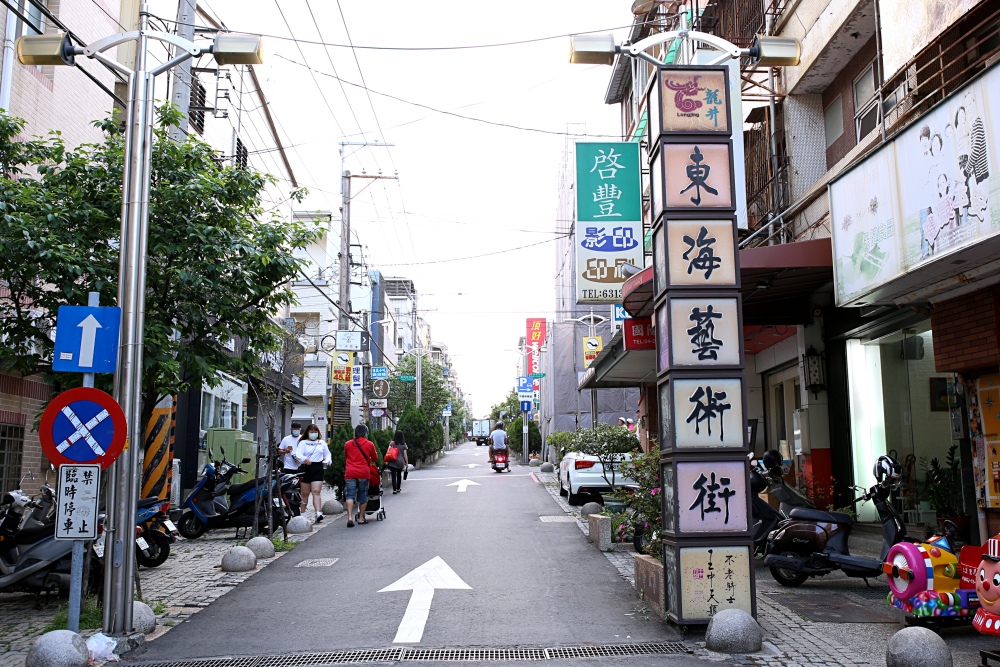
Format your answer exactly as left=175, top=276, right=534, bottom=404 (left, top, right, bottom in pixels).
left=880, top=0, right=979, bottom=80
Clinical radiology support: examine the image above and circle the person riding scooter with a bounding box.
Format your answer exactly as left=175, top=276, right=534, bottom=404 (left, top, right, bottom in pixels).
left=489, top=422, right=509, bottom=464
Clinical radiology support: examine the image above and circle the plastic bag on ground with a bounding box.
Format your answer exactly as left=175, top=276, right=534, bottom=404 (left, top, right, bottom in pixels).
left=87, top=632, right=119, bottom=662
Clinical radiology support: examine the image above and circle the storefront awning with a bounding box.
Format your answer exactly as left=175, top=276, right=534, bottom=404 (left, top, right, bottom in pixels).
left=622, top=266, right=654, bottom=318
left=578, top=330, right=657, bottom=390
left=740, top=238, right=833, bottom=325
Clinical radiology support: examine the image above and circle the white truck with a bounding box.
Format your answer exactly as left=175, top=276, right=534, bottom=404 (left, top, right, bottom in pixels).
left=471, top=419, right=492, bottom=446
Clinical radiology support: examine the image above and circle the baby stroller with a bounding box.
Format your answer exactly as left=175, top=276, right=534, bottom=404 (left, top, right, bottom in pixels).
left=354, top=471, right=387, bottom=522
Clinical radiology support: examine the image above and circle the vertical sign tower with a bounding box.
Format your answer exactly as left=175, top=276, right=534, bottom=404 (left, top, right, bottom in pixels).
left=647, top=65, right=755, bottom=623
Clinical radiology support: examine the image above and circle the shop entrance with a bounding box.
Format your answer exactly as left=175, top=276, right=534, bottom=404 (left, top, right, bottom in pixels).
left=764, top=364, right=801, bottom=460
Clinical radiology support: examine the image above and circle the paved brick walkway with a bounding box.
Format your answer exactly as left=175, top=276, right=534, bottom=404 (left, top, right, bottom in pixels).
left=0, top=487, right=339, bottom=667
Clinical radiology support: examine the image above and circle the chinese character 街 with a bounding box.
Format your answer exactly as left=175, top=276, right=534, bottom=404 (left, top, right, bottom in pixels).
left=688, top=472, right=736, bottom=523
left=679, top=146, right=719, bottom=206
left=687, top=305, right=724, bottom=360
left=686, top=385, right=731, bottom=440
left=682, top=226, right=722, bottom=280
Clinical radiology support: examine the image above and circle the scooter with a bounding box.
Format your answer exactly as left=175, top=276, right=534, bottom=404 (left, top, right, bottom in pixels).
left=280, top=470, right=304, bottom=516
left=763, top=455, right=907, bottom=586
left=750, top=453, right=815, bottom=555
left=491, top=447, right=510, bottom=473
left=135, top=498, right=178, bottom=568
left=177, top=449, right=286, bottom=539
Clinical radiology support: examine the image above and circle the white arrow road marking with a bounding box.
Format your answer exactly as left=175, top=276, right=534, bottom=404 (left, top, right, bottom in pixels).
left=77, top=315, right=102, bottom=368
left=447, top=479, right=480, bottom=493
left=56, top=406, right=109, bottom=455
left=379, top=556, right=471, bottom=643
left=463, top=464, right=480, bottom=469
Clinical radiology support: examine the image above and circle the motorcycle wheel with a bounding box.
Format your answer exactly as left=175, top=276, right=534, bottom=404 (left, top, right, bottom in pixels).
left=769, top=551, right=809, bottom=587
left=137, top=530, right=171, bottom=568
left=633, top=523, right=651, bottom=555
left=178, top=510, right=207, bottom=539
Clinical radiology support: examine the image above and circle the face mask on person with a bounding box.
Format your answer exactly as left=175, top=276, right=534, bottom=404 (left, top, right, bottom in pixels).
left=308, top=432, right=319, bottom=441
left=292, top=430, right=301, bottom=437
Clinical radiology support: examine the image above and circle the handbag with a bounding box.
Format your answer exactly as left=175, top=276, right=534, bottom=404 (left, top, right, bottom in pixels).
left=384, top=444, right=399, bottom=463
left=353, top=439, right=380, bottom=485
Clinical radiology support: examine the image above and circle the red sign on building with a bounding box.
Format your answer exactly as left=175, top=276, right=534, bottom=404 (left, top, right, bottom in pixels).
left=623, top=317, right=655, bottom=351
left=525, top=318, right=547, bottom=375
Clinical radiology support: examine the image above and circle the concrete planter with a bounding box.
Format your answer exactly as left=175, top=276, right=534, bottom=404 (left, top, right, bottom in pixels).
left=587, top=514, right=636, bottom=553
left=634, top=554, right=665, bottom=618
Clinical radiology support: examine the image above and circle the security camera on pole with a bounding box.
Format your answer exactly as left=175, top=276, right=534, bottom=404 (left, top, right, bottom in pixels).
left=16, top=4, right=264, bottom=637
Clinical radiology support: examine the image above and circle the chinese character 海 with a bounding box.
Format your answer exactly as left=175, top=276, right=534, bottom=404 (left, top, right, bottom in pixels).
left=682, top=226, right=722, bottom=279
left=686, top=385, right=731, bottom=439
left=687, top=305, right=724, bottom=360
left=590, top=148, right=624, bottom=180
left=679, top=146, right=719, bottom=206
left=688, top=472, right=736, bottom=523
left=664, top=76, right=703, bottom=113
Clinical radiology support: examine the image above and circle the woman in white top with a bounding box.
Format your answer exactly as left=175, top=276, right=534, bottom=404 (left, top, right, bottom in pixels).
left=293, top=424, right=333, bottom=521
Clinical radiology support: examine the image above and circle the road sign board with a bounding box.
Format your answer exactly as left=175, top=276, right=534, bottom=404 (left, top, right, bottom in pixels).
left=613, top=304, right=627, bottom=321
left=54, top=464, right=100, bottom=540
left=400, top=375, right=416, bottom=382
left=39, top=387, right=127, bottom=469
left=520, top=401, right=532, bottom=412
left=333, top=351, right=352, bottom=366
left=518, top=391, right=533, bottom=402
left=372, top=379, right=390, bottom=398
left=516, top=376, right=532, bottom=393
left=370, top=408, right=385, bottom=417
left=371, top=366, right=389, bottom=380
left=351, top=366, right=363, bottom=390
left=368, top=398, right=387, bottom=408
left=52, top=306, right=122, bottom=374
left=335, top=330, right=370, bottom=351
left=442, top=410, right=452, bottom=417
left=530, top=373, right=545, bottom=379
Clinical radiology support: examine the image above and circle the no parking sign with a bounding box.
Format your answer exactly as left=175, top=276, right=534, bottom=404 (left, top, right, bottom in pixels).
left=39, top=387, right=127, bottom=469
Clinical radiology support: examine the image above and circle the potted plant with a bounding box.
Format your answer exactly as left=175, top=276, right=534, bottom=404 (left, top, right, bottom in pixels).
left=921, top=444, right=967, bottom=537
left=572, top=423, right=639, bottom=510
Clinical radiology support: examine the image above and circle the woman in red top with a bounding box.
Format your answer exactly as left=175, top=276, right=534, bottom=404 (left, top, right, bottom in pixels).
left=344, top=424, right=379, bottom=526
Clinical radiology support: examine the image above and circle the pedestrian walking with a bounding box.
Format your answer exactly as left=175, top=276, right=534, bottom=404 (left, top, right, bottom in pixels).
left=294, top=424, right=332, bottom=522
left=385, top=429, right=409, bottom=494
left=278, top=422, right=302, bottom=474
left=344, top=423, right=379, bottom=527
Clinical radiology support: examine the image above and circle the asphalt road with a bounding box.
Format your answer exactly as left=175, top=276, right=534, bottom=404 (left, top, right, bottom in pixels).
left=134, top=441, right=712, bottom=665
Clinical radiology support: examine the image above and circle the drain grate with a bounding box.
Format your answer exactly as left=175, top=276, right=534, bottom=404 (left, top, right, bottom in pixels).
left=129, top=643, right=690, bottom=666
left=538, top=516, right=577, bottom=523
left=295, top=558, right=340, bottom=568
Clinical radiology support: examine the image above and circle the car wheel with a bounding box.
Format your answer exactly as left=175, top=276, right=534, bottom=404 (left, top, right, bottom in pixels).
left=566, top=477, right=583, bottom=506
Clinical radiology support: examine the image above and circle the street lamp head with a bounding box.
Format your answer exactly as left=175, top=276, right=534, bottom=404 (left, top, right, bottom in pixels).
left=748, top=35, right=801, bottom=67
left=211, top=34, right=264, bottom=66
left=15, top=32, right=76, bottom=66
left=569, top=34, right=617, bottom=65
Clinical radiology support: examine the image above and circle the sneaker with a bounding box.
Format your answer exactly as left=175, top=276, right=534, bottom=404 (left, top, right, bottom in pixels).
left=315, top=513, right=324, bottom=523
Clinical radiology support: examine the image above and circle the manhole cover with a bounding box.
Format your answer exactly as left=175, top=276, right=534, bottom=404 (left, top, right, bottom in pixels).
left=295, top=558, right=339, bottom=568
left=773, top=592, right=899, bottom=623
left=538, top=516, right=576, bottom=523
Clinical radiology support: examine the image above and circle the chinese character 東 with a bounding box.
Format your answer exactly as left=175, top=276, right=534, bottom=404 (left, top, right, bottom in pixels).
left=683, top=226, right=722, bottom=280
left=679, top=146, right=719, bottom=206
left=686, top=385, right=732, bottom=440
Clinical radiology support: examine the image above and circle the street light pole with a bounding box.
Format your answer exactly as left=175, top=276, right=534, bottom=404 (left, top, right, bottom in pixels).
left=416, top=352, right=422, bottom=407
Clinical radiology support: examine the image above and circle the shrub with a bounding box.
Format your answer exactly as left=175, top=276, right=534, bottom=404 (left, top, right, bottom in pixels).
left=324, top=422, right=354, bottom=500
left=613, top=446, right=662, bottom=558
left=508, top=417, right=542, bottom=456
left=546, top=431, right=573, bottom=461
left=572, top=423, right=639, bottom=487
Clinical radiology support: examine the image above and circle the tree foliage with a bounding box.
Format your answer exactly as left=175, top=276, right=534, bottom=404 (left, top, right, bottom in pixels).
left=0, top=107, right=320, bottom=427
left=572, top=423, right=640, bottom=487
left=387, top=356, right=449, bottom=420
left=396, top=404, right=443, bottom=463
left=508, top=416, right=542, bottom=456
left=490, top=390, right=520, bottom=423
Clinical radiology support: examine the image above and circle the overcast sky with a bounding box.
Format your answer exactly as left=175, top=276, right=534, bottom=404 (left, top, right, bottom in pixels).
left=155, top=0, right=631, bottom=416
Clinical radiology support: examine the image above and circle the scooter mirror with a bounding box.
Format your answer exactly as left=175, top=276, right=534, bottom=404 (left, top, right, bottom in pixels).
left=220, top=446, right=227, bottom=459
left=241, top=457, right=252, bottom=464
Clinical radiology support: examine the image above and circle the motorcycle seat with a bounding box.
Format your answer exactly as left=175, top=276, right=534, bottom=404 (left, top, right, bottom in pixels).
left=788, top=507, right=853, bottom=524
left=228, top=479, right=261, bottom=497
left=137, top=497, right=162, bottom=508
left=13, top=524, right=53, bottom=545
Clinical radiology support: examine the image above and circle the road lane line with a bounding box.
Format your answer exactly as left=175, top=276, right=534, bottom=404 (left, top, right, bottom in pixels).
left=530, top=472, right=539, bottom=483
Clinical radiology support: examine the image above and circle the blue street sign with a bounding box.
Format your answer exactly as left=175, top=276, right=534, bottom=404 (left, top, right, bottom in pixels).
left=52, top=306, right=121, bottom=374
left=516, top=376, right=532, bottom=393
left=613, top=304, right=627, bottom=321
left=520, top=401, right=532, bottom=413
left=371, top=366, right=389, bottom=380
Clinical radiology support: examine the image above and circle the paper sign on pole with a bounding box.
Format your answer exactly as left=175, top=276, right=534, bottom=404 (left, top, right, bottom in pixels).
left=582, top=336, right=603, bottom=368
left=332, top=365, right=353, bottom=385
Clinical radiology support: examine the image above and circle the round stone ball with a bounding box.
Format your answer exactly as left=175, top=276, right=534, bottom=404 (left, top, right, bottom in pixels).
left=886, top=626, right=952, bottom=667
left=286, top=515, right=313, bottom=534
left=220, top=545, right=257, bottom=572
left=26, top=631, right=89, bottom=667
left=705, top=608, right=763, bottom=654
left=581, top=502, right=604, bottom=518
left=132, top=601, right=157, bottom=635
left=246, top=536, right=276, bottom=559
left=322, top=499, right=344, bottom=515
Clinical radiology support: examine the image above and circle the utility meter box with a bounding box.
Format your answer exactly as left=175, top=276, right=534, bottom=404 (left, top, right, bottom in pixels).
left=201, top=428, right=257, bottom=484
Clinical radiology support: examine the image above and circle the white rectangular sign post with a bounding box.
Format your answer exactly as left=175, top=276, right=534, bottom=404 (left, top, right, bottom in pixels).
left=336, top=330, right=363, bottom=351
left=55, top=464, right=101, bottom=540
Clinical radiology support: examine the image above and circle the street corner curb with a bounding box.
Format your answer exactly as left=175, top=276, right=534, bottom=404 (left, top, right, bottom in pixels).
left=25, top=630, right=88, bottom=667
left=112, top=631, right=146, bottom=658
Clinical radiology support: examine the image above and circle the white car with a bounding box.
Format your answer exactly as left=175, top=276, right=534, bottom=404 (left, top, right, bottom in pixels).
left=558, top=451, right=635, bottom=505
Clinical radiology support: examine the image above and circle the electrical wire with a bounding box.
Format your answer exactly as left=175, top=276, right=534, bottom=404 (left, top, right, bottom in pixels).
left=274, top=54, right=622, bottom=138
left=376, top=233, right=570, bottom=267
left=295, top=268, right=391, bottom=362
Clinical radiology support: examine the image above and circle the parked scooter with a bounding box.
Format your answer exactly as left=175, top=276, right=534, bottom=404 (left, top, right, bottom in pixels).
left=135, top=498, right=178, bottom=568
left=177, top=448, right=286, bottom=539
left=491, top=447, right=510, bottom=473
left=750, top=451, right=815, bottom=555
left=280, top=470, right=304, bottom=516
left=763, top=455, right=907, bottom=586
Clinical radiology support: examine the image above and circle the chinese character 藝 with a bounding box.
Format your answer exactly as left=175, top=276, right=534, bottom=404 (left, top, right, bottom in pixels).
left=679, top=146, right=719, bottom=206
left=688, top=472, right=736, bottom=523
left=682, top=226, right=722, bottom=280
left=665, top=76, right=703, bottom=113
left=686, top=385, right=731, bottom=439
left=687, top=305, right=724, bottom=360
left=590, top=148, right=624, bottom=180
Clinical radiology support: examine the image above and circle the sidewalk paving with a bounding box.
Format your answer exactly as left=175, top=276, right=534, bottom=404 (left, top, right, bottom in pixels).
left=0, top=487, right=339, bottom=667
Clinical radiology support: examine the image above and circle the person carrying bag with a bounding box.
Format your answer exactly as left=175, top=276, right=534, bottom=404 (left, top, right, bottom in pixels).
left=385, top=430, right=409, bottom=494
left=343, top=424, right=379, bottom=527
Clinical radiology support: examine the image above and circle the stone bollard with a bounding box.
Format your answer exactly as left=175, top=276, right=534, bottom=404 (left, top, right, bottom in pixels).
left=540, top=462, right=554, bottom=473
left=886, top=627, right=952, bottom=667
left=220, top=545, right=257, bottom=572
left=528, top=458, right=541, bottom=467
left=286, top=515, right=312, bottom=534
left=581, top=501, right=603, bottom=518
left=132, top=601, right=157, bottom=635
left=588, top=514, right=613, bottom=551
left=705, top=608, right=763, bottom=654
left=26, top=631, right=89, bottom=667
left=322, top=499, right=345, bottom=515
left=246, top=535, right=276, bottom=559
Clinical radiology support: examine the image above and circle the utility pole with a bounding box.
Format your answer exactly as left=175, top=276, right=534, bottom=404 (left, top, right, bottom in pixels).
left=167, top=0, right=196, bottom=142
left=416, top=352, right=422, bottom=407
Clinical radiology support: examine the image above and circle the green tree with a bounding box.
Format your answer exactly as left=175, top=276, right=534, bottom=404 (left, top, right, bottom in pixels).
left=387, top=356, right=449, bottom=420
left=324, top=422, right=353, bottom=500
left=0, top=107, right=320, bottom=429
left=490, top=390, right=520, bottom=423
left=508, top=417, right=542, bottom=456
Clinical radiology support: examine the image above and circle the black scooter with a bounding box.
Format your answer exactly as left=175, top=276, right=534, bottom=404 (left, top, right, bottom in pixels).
left=750, top=453, right=815, bottom=555
left=763, top=455, right=906, bottom=586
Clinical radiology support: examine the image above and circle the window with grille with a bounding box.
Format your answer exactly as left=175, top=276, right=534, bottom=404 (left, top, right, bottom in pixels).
left=0, top=423, right=25, bottom=495
left=189, top=78, right=207, bottom=135
left=235, top=137, right=248, bottom=170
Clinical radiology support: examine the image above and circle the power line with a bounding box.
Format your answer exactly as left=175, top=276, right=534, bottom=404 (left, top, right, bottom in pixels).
left=377, top=234, right=570, bottom=267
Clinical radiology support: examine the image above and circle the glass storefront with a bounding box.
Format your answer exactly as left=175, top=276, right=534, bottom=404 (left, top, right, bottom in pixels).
left=846, top=323, right=956, bottom=521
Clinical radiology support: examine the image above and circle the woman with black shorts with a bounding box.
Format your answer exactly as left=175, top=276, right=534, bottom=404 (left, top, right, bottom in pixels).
left=293, top=424, right=332, bottom=521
